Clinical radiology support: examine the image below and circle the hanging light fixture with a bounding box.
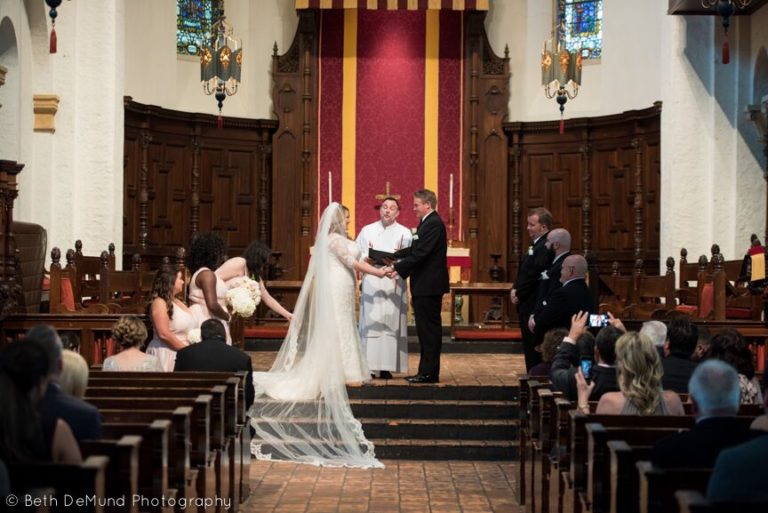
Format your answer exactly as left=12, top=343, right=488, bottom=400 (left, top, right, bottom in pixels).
left=44, top=0, right=65, bottom=54
left=200, top=16, right=242, bottom=129
left=541, top=0, right=583, bottom=134
left=701, top=0, right=752, bottom=64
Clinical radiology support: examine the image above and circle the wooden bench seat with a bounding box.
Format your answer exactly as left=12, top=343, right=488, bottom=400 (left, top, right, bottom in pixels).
left=9, top=456, right=109, bottom=513
left=80, top=436, right=141, bottom=513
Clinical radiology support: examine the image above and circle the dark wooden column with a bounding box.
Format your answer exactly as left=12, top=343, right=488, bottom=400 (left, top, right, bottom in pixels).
left=0, top=160, right=23, bottom=320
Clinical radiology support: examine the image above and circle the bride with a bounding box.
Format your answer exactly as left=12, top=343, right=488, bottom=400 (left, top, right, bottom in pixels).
left=248, top=202, right=388, bottom=468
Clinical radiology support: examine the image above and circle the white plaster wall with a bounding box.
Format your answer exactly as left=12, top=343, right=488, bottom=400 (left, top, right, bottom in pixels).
left=2, top=0, right=125, bottom=265
left=486, top=0, right=664, bottom=122
left=124, top=0, right=298, bottom=119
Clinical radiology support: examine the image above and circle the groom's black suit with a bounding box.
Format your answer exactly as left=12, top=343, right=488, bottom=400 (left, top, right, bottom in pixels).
left=394, top=211, right=449, bottom=378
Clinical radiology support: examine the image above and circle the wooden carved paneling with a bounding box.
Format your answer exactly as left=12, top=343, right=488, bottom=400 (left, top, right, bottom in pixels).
left=270, top=11, right=318, bottom=280
left=123, top=98, right=277, bottom=269
left=0, top=159, right=23, bottom=320
left=504, top=103, right=662, bottom=278
left=464, top=12, right=510, bottom=320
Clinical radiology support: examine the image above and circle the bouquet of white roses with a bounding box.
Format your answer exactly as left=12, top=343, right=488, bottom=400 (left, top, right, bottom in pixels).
left=187, top=328, right=202, bottom=344
left=225, top=277, right=262, bottom=318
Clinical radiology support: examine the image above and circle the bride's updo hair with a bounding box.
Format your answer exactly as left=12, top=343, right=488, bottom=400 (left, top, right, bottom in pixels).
left=328, top=204, right=347, bottom=235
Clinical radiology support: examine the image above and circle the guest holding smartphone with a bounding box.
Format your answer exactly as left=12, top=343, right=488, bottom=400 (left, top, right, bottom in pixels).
left=549, top=311, right=622, bottom=403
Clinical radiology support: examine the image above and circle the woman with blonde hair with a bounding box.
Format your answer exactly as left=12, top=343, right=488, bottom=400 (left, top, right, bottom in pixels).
left=577, top=331, right=684, bottom=415
left=105, top=315, right=163, bottom=372
left=60, top=350, right=89, bottom=397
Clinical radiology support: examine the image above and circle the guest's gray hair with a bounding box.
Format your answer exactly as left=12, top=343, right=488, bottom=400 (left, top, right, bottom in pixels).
left=688, top=359, right=740, bottom=416
left=640, top=320, right=667, bottom=347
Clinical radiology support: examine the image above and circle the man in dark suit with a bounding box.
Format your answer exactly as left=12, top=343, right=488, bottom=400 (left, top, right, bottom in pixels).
left=511, top=207, right=552, bottom=371
left=175, top=319, right=254, bottom=408
left=532, top=254, right=594, bottom=343
left=530, top=228, right=572, bottom=323
left=389, top=189, right=449, bottom=384
left=661, top=318, right=699, bottom=393
left=707, top=433, right=768, bottom=501
left=653, top=359, right=757, bottom=468
left=29, top=325, right=103, bottom=442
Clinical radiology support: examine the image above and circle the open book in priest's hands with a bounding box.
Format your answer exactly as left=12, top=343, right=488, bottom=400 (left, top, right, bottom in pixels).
left=368, top=246, right=412, bottom=266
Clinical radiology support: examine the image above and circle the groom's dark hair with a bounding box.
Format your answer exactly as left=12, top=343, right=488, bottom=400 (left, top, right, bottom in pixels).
left=414, top=189, right=437, bottom=209
left=201, top=319, right=227, bottom=342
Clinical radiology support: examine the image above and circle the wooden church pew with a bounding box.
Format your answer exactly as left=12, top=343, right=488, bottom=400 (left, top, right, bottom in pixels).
left=80, top=436, right=141, bottom=513
left=675, top=490, right=768, bottom=513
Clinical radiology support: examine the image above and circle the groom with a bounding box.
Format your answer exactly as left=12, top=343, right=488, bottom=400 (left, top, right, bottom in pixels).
left=386, top=189, right=449, bottom=383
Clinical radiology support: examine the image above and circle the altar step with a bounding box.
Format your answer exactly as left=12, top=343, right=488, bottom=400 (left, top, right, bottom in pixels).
left=246, top=335, right=523, bottom=354
left=254, top=381, right=520, bottom=461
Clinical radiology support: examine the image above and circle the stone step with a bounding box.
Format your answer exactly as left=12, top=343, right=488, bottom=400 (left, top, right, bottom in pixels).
left=347, top=383, right=519, bottom=401
left=371, top=439, right=518, bottom=460
left=360, top=418, right=519, bottom=440
left=349, top=399, right=518, bottom=420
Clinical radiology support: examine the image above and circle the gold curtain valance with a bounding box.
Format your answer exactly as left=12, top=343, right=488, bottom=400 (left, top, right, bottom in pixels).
left=295, top=0, right=488, bottom=11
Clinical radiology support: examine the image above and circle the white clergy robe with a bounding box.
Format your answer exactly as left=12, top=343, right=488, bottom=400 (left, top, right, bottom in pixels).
left=356, top=220, right=413, bottom=372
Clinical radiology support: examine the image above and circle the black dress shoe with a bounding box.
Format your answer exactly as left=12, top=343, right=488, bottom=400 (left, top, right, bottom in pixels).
left=379, top=371, right=393, bottom=379
left=408, top=374, right=439, bottom=384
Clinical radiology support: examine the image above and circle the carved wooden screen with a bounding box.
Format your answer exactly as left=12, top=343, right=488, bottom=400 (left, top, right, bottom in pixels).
left=504, top=103, right=661, bottom=279
left=123, top=99, right=277, bottom=269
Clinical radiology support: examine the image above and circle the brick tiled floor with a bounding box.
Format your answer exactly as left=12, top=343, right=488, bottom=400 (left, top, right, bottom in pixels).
left=250, top=351, right=525, bottom=387
left=244, top=460, right=522, bottom=513
left=245, top=352, right=526, bottom=512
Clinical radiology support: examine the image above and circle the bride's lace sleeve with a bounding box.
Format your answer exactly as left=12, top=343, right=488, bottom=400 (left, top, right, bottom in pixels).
left=329, top=234, right=357, bottom=269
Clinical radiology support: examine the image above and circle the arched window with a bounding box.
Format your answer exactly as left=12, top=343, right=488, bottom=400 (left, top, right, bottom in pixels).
left=177, top=0, right=224, bottom=56
left=560, top=0, right=603, bottom=60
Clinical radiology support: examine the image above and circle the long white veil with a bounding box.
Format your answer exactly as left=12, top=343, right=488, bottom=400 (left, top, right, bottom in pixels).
left=248, top=203, right=383, bottom=468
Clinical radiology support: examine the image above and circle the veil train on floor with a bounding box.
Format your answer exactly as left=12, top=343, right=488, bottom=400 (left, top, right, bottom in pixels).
left=247, top=202, right=383, bottom=468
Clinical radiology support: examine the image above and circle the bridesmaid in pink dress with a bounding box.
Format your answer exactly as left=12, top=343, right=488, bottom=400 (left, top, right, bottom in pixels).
left=146, top=269, right=195, bottom=371
left=216, top=240, right=293, bottom=321
left=187, top=233, right=232, bottom=343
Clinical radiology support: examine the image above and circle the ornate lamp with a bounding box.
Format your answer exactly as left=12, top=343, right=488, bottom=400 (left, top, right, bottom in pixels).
left=200, top=17, right=242, bottom=129
left=701, top=0, right=752, bottom=64
left=45, top=0, right=66, bottom=53
left=541, top=2, right=583, bottom=135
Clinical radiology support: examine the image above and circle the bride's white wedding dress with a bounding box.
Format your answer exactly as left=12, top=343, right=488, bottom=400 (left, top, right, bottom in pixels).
left=248, top=203, right=382, bottom=468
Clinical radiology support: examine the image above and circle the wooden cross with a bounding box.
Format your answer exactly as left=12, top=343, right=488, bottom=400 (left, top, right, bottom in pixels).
left=375, top=181, right=400, bottom=202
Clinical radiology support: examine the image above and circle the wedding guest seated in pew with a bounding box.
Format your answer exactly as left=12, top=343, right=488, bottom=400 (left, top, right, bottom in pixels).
left=577, top=331, right=685, bottom=416
left=216, top=239, right=294, bottom=321
left=147, top=268, right=195, bottom=371
left=103, top=315, right=162, bottom=372
left=528, top=328, right=567, bottom=377
left=707, top=431, right=768, bottom=501
left=29, top=325, right=103, bottom=442
left=60, top=350, right=89, bottom=397
left=640, top=319, right=667, bottom=355
left=0, top=339, right=81, bottom=464
left=751, top=374, right=768, bottom=431
left=660, top=318, right=699, bottom=394
left=188, top=233, right=232, bottom=343
left=550, top=311, right=621, bottom=402
left=652, top=359, right=759, bottom=468
left=706, top=328, right=763, bottom=405
left=174, top=319, right=255, bottom=409
left=692, top=325, right=712, bottom=362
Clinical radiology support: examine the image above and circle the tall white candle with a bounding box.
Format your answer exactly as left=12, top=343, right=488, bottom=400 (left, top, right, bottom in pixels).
left=449, top=173, right=454, bottom=209
left=328, top=171, right=332, bottom=205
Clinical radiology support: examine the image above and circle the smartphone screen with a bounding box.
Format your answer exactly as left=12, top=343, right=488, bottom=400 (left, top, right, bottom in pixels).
left=580, top=358, right=592, bottom=380
left=589, top=314, right=608, bottom=328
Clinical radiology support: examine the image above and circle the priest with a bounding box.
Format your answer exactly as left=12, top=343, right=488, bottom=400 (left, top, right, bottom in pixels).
left=356, top=196, right=413, bottom=379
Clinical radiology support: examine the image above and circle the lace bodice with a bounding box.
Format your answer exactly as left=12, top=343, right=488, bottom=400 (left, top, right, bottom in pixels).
left=329, top=233, right=361, bottom=269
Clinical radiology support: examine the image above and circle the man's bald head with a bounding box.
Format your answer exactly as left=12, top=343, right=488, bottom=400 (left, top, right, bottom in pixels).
left=560, top=254, right=587, bottom=284
left=546, top=228, right=572, bottom=256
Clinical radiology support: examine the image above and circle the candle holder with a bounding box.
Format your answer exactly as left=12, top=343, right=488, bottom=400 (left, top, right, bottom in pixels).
left=448, top=206, right=455, bottom=247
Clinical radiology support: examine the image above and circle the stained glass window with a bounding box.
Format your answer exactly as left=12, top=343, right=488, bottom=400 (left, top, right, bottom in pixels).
left=177, top=0, right=224, bottom=56
left=560, top=0, right=603, bottom=60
